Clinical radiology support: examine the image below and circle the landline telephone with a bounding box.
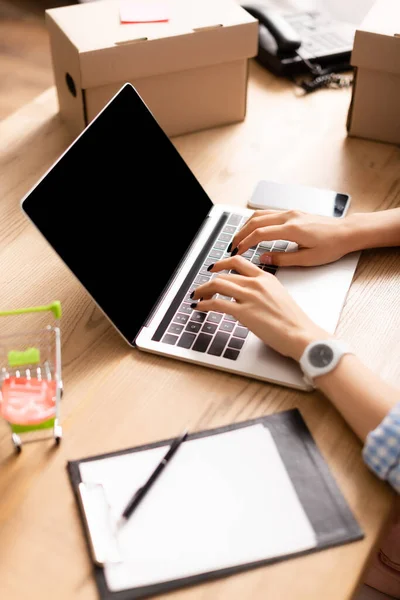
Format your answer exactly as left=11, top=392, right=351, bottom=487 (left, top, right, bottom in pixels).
left=241, top=3, right=355, bottom=92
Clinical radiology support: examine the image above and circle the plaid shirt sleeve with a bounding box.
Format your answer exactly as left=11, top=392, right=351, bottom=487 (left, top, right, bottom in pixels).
left=362, top=402, right=400, bottom=494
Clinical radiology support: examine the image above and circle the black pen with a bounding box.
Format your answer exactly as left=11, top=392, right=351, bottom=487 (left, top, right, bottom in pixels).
left=117, top=429, right=189, bottom=528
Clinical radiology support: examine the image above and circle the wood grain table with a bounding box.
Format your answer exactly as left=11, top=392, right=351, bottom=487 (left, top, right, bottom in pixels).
left=0, top=61, right=399, bottom=600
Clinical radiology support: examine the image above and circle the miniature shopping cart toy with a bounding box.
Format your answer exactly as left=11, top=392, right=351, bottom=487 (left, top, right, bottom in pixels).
left=0, top=301, right=63, bottom=452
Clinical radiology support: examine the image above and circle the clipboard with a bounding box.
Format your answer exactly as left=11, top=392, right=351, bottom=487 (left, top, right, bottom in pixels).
left=67, top=409, right=363, bottom=600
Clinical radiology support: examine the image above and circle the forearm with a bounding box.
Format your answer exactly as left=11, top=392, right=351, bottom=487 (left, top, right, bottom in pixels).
left=345, top=208, right=400, bottom=251
left=314, top=354, right=399, bottom=441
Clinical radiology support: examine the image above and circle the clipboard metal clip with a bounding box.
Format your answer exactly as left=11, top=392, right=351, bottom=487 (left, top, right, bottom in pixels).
left=78, top=482, right=123, bottom=567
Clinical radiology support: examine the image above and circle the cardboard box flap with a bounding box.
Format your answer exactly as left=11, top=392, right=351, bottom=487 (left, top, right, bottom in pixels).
left=351, top=0, right=400, bottom=74
left=46, top=0, right=258, bottom=89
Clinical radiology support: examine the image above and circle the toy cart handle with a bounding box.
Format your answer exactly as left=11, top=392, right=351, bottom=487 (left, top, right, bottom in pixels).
left=0, top=301, right=62, bottom=319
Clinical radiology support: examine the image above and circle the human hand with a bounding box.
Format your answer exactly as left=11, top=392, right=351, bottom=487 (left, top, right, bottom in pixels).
left=191, top=256, right=331, bottom=361
left=229, top=210, right=355, bottom=267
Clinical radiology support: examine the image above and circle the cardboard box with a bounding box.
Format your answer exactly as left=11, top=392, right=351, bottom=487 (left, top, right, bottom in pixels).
left=347, top=0, right=400, bottom=144
left=45, top=0, right=258, bottom=138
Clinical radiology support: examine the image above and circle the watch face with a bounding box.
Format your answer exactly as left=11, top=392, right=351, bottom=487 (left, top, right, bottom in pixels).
left=308, top=344, right=334, bottom=368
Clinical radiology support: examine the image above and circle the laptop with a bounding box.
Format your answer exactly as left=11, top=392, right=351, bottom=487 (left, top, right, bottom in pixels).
left=20, top=83, right=360, bottom=391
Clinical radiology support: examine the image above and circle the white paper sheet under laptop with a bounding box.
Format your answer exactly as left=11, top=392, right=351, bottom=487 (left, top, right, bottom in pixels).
left=78, top=424, right=317, bottom=592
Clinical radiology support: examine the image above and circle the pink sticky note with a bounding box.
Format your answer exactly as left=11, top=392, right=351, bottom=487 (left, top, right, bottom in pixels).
left=119, top=1, right=170, bottom=24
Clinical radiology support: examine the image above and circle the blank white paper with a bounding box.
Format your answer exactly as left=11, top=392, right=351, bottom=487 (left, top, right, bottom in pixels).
left=79, top=424, right=317, bottom=592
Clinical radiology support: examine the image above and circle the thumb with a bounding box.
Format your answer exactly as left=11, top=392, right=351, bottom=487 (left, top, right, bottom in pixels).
left=259, top=249, right=315, bottom=267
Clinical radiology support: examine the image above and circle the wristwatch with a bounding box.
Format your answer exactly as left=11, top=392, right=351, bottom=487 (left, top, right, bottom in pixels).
left=299, top=339, right=353, bottom=388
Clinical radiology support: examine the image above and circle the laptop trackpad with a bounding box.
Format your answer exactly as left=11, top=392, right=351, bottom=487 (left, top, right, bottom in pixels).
left=241, top=333, right=307, bottom=389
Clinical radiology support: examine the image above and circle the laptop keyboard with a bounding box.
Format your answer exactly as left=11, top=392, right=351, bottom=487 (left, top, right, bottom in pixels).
left=161, top=213, right=290, bottom=361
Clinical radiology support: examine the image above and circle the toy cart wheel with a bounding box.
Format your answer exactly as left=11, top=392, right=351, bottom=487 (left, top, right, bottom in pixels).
left=54, top=424, right=63, bottom=445
left=12, top=433, right=22, bottom=453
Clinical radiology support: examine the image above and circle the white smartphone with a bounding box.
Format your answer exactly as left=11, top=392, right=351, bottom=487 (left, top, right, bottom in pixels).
left=247, top=180, right=351, bottom=218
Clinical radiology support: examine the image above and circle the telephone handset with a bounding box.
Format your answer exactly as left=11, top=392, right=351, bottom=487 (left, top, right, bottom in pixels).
left=243, top=5, right=302, bottom=53
left=241, top=3, right=354, bottom=91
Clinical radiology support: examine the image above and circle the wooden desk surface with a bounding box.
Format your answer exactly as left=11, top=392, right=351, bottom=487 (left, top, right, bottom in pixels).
left=0, top=63, right=399, bottom=600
